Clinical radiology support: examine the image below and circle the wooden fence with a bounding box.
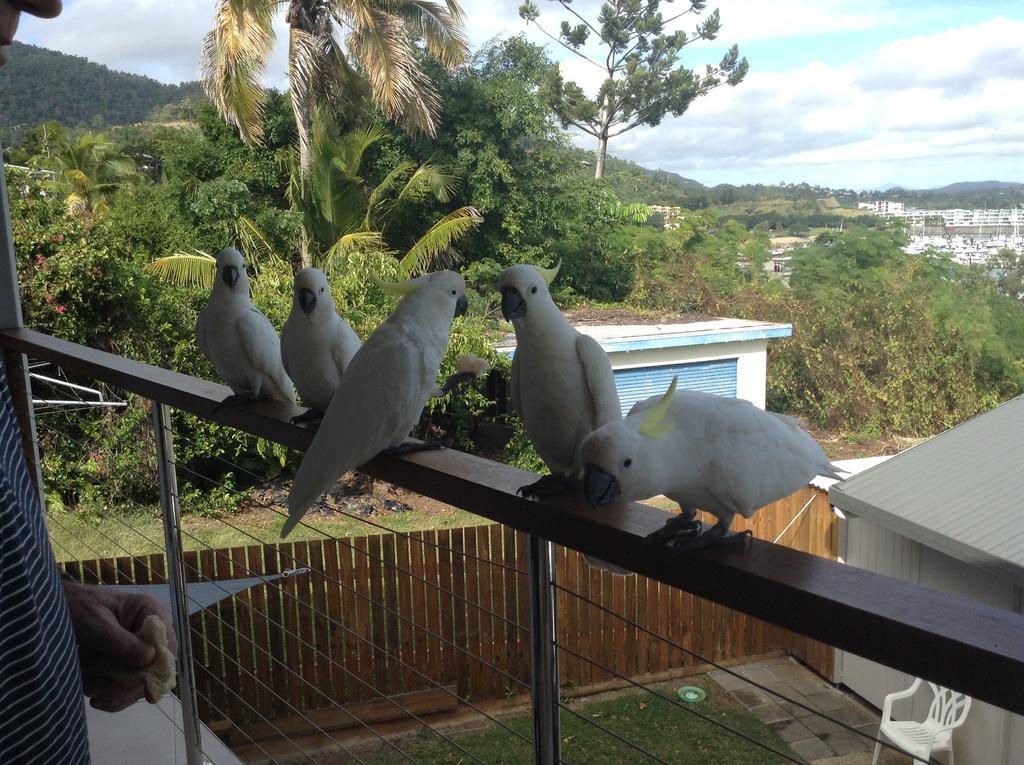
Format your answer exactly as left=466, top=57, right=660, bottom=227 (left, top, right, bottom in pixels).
left=58, top=486, right=837, bottom=727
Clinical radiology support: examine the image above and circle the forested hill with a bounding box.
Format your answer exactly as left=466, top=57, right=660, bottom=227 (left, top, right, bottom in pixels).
left=0, top=42, right=204, bottom=129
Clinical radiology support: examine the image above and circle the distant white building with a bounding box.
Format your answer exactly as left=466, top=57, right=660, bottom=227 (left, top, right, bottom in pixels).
left=858, top=200, right=905, bottom=214
left=888, top=207, right=1023, bottom=228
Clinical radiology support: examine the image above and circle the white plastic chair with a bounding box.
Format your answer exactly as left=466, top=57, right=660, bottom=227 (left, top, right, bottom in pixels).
left=871, top=678, right=971, bottom=765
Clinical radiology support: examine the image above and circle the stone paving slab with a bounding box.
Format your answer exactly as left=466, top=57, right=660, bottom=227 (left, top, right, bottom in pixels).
left=708, top=656, right=887, bottom=764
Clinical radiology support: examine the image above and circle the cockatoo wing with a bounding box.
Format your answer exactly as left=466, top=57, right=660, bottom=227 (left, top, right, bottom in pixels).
left=509, top=351, right=523, bottom=417
left=196, top=308, right=211, bottom=362
left=280, top=324, right=294, bottom=379
left=237, top=307, right=294, bottom=403
left=330, top=318, right=360, bottom=376
left=284, top=338, right=421, bottom=536
left=575, top=334, right=621, bottom=426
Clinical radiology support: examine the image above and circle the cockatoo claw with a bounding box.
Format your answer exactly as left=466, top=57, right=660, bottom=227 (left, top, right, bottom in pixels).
left=213, top=391, right=270, bottom=412
left=642, top=513, right=704, bottom=549
left=517, top=474, right=580, bottom=499
left=381, top=439, right=451, bottom=457
left=290, top=408, right=324, bottom=426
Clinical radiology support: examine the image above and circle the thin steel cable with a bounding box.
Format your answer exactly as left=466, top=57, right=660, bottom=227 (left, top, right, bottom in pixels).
left=46, top=514, right=363, bottom=765
left=554, top=699, right=672, bottom=765
left=170, top=425, right=521, bottom=576
left=192, top=686, right=289, bottom=765
left=555, top=641, right=807, bottom=765
left=552, top=582, right=936, bottom=764
left=171, top=458, right=529, bottom=634
left=42, top=412, right=528, bottom=637
left=92, top=504, right=532, bottom=761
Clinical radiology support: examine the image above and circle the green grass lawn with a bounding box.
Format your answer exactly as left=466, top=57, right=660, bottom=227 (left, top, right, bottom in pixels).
left=46, top=503, right=488, bottom=562
left=358, top=679, right=797, bottom=765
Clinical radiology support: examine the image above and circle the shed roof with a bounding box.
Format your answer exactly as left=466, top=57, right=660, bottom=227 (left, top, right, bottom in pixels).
left=829, top=395, right=1024, bottom=584
left=495, top=317, right=792, bottom=355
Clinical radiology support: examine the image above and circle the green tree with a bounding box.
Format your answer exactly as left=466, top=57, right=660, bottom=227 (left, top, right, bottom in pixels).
left=201, top=0, right=469, bottom=194
left=43, top=133, right=138, bottom=214
left=519, top=0, right=747, bottom=177
left=990, top=248, right=1024, bottom=300
left=145, top=120, right=481, bottom=288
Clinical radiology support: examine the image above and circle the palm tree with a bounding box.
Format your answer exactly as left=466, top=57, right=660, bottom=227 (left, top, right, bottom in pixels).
left=201, top=0, right=469, bottom=177
left=146, top=122, right=481, bottom=287
left=45, top=134, right=137, bottom=214
left=290, top=120, right=482, bottom=276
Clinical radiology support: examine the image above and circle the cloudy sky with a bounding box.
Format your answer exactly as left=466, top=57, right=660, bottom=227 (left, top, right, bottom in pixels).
left=14, top=0, right=1024, bottom=189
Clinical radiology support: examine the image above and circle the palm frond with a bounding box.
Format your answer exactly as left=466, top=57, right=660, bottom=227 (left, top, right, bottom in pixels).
left=364, top=160, right=417, bottom=229
left=235, top=215, right=288, bottom=271
left=386, top=0, right=468, bottom=69
left=335, top=123, right=388, bottom=176
left=201, top=0, right=276, bottom=145
left=345, top=6, right=441, bottom=136
left=396, top=162, right=459, bottom=205
left=322, top=231, right=390, bottom=275
left=397, top=206, right=482, bottom=277
left=288, top=26, right=330, bottom=170
left=144, top=251, right=218, bottom=290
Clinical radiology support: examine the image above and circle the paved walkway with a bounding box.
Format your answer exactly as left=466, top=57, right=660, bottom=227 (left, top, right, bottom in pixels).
left=708, top=657, right=911, bottom=764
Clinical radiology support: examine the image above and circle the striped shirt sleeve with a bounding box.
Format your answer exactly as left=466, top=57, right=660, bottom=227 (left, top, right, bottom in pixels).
left=0, top=358, right=90, bottom=764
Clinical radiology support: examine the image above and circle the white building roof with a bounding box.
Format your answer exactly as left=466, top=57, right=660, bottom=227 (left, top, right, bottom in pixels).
left=829, top=395, right=1024, bottom=584
left=495, top=317, right=792, bottom=355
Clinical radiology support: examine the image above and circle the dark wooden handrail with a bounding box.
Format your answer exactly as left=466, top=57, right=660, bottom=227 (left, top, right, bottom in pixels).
left=5, top=325, right=1024, bottom=715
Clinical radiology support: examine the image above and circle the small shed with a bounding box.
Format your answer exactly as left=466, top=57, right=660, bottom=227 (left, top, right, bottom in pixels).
left=496, top=312, right=792, bottom=414
left=828, top=395, right=1024, bottom=765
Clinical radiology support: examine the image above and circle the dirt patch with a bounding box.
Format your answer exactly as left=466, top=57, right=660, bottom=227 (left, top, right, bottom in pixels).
left=229, top=473, right=465, bottom=529
left=803, top=424, right=924, bottom=461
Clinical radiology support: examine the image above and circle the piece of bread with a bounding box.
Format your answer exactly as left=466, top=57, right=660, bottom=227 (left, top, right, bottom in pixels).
left=110, top=614, right=177, bottom=703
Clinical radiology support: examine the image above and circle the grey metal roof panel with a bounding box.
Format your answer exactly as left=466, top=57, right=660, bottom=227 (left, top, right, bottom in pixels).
left=829, top=395, right=1024, bottom=583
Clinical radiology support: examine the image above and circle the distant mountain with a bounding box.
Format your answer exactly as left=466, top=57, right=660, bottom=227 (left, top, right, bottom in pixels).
left=596, top=154, right=704, bottom=206
left=934, top=180, right=1024, bottom=193
left=0, top=42, right=204, bottom=130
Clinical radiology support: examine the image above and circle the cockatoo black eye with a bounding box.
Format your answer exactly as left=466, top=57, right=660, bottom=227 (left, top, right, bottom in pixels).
left=623, top=458, right=632, bottom=468
left=530, top=286, right=538, bottom=294
left=451, top=289, right=457, bottom=296
left=319, top=287, right=324, bottom=293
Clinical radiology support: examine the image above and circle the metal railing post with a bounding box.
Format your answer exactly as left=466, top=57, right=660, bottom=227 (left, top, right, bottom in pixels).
left=528, top=534, right=560, bottom=765
left=152, top=401, right=205, bottom=765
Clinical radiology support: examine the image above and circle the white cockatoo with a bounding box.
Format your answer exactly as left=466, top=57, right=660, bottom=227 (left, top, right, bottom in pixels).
left=580, top=377, right=842, bottom=551
left=283, top=271, right=469, bottom=537
left=499, top=262, right=621, bottom=497
left=280, top=267, right=361, bottom=424
left=197, top=247, right=295, bottom=408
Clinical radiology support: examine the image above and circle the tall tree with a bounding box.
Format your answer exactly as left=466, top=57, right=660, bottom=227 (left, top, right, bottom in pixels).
left=201, top=0, right=470, bottom=261
left=44, top=133, right=138, bottom=214
left=519, top=0, right=748, bottom=178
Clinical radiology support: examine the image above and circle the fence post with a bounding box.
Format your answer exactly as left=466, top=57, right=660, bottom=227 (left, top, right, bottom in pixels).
left=152, top=401, right=205, bottom=765
left=528, top=534, right=560, bottom=765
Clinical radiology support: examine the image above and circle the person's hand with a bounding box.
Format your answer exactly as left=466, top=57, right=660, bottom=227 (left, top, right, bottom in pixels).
left=62, top=581, right=177, bottom=712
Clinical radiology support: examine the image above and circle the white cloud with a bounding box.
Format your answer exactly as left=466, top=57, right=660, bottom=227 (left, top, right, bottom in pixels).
left=600, top=17, right=1024, bottom=188
left=18, top=0, right=290, bottom=86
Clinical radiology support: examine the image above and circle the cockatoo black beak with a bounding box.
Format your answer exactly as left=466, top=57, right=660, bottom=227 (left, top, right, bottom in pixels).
left=583, top=463, right=620, bottom=508
left=454, top=294, right=469, bottom=318
left=298, top=288, right=316, bottom=315
left=222, top=265, right=240, bottom=288
left=501, top=287, right=526, bottom=321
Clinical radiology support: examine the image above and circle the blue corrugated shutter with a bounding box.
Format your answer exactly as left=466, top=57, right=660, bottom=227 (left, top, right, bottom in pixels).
left=614, top=359, right=738, bottom=417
